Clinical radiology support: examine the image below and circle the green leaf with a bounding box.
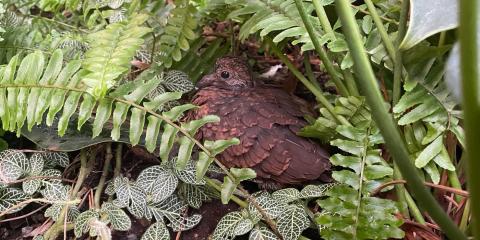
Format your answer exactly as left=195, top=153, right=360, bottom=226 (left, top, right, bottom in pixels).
left=272, top=188, right=300, bottom=203
left=230, top=168, right=256, bottom=182
left=277, top=204, right=310, bottom=240
left=141, top=222, right=170, bottom=240
left=82, top=14, right=151, bottom=98
left=249, top=227, right=279, bottom=240
left=74, top=210, right=99, bottom=237
left=221, top=176, right=237, bottom=204
left=400, top=0, right=458, bottom=49
left=195, top=151, right=214, bottom=181
left=205, top=138, right=240, bottom=156
left=101, top=202, right=131, bottom=231
left=247, top=191, right=285, bottom=220
left=0, top=188, right=29, bottom=214
left=299, top=184, right=337, bottom=199
left=332, top=170, right=360, bottom=190
left=212, top=211, right=251, bottom=240
left=114, top=176, right=147, bottom=218
left=136, top=166, right=178, bottom=203
left=415, top=136, right=443, bottom=168
left=0, top=150, right=28, bottom=181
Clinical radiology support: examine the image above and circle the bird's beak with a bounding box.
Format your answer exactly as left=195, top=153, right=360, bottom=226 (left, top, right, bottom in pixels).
left=195, top=73, right=215, bottom=90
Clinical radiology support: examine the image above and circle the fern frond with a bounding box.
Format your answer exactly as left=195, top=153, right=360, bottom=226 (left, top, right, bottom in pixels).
left=299, top=96, right=371, bottom=141
left=228, top=0, right=321, bottom=52
left=153, top=1, right=199, bottom=68
left=317, top=121, right=403, bottom=239
left=393, top=45, right=461, bottom=182
left=0, top=50, right=230, bottom=179
left=82, top=13, right=151, bottom=99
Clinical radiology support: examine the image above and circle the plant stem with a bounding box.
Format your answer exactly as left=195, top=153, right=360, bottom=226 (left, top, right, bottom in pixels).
left=45, top=149, right=93, bottom=240
left=364, top=0, right=396, bottom=61
left=95, top=143, right=112, bottom=209
left=391, top=0, right=410, bottom=221
left=393, top=166, right=410, bottom=218
left=459, top=0, right=480, bottom=237
left=392, top=0, right=409, bottom=104
left=312, top=0, right=360, bottom=96
left=460, top=199, right=471, bottom=232
left=312, top=0, right=334, bottom=35
left=404, top=191, right=426, bottom=224
left=269, top=42, right=350, bottom=126
left=335, top=0, right=466, bottom=238
left=303, top=54, right=322, bottom=90
left=294, top=0, right=350, bottom=96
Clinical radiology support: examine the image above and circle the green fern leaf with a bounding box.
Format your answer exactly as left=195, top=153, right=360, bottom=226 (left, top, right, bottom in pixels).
left=82, top=13, right=151, bottom=98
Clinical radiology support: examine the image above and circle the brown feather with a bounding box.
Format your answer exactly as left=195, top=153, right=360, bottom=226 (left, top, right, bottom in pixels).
left=187, top=57, right=330, bottom=185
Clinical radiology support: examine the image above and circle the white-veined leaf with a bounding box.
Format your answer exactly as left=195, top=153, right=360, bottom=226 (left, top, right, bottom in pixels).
left=101, top=202, right=131, bottom=231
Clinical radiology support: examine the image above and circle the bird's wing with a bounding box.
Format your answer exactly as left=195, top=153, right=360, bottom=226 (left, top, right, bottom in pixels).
left=197, top=89, right=329, bottom=183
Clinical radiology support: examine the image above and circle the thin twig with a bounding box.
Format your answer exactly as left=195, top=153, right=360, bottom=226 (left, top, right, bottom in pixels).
left=0, top=199, right=80, bottom=218
left=371, top=179, right=469, bottom=197
left=4, top=176, right=76, bottom=184
left=0, top=204, right=47, bottom=223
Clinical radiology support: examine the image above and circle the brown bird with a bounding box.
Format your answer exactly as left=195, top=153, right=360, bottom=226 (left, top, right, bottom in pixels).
left=188, top=56, right=330, bottom=187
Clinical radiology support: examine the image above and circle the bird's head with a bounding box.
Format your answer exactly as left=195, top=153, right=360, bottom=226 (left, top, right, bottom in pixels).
left=196, top=56, right=254, bottom=90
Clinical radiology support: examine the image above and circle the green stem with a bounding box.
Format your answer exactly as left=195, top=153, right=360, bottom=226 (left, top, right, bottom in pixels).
left=393, top=166, right=410, bottom=218
left=294, top=0, right=350, bottom=96
left=335, top=0, right=466, bottom=239
left=95, top=143, right=112, bottom=209
left=364, top=0, right=396, bottom=61
left=392, top=0, right=409, bottom=104
left=312, top=0, right=359, bottom=95
left=342, top=70, right=360, bottom=96
left=303, top=54, right=322, bottom=90
left=312, top=0, right=334, bottom=35
left=269, top=42, right=350, bottom=126
left=460, top=199, right=471, bottom=232
left=45, top=149, right=92, bottom=240
left=109, top=143, right=123, bottom=202
left=459, top=0, right=480, bottom=237
left=404, top=190, right=426, bottom=224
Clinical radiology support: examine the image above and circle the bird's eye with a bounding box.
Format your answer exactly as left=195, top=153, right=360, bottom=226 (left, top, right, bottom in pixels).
left=220, top=71, right=230, bottom=79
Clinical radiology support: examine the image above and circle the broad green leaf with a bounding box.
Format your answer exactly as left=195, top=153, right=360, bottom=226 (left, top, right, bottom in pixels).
left=415, top=136, right=443, bottom=168
left=332, top=170, right=359, bottom=190
left=401, top=0, right=458, bottom=49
